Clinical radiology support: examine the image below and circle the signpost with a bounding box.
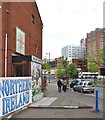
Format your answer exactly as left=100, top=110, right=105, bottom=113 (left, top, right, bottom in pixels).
left=46, top=52, right=51, bottom=83
left=95, top=88, right=99, bottom=112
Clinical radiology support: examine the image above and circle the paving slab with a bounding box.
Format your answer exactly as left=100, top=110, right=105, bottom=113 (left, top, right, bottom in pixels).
left=28, top=97, right=57, bottom=106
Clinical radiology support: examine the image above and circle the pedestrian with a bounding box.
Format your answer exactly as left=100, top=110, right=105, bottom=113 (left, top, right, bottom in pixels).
left=57, top=78, right=62, bottom=92
left=62, top=77, right=67, bottom=92
left=66, top=77, right=69, bottom=89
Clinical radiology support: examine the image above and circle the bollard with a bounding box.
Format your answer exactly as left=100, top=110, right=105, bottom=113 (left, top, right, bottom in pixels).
left=95, top=88, right=99, bottom=112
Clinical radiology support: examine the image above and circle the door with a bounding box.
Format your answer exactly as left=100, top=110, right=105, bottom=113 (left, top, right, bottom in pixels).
left=14, top=64, right=22, bottom=77
left=13, top=61, right=30, bottom=77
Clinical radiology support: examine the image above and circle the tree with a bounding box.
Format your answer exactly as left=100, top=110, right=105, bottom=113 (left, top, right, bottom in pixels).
left=88, top=58, right=98, bottom=72
left=88, top=48, right=104, bottom=72
left=62, top=59, right=69, bottom=76
left=42, top=58, right=51, bottom=74
left=56, top=63, right=65, bottom=78
left=68, top=63, right=78, bottom=79
left=56, top=60, right=78, bottom=79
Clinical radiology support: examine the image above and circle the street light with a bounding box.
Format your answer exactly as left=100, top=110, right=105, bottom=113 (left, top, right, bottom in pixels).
left=46, top=52, right=50, bottom=83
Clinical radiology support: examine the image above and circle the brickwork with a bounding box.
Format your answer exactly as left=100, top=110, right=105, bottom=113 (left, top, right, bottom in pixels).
left=72, top=59, right=87, bottom=72
left=0, top=2, right=43, bottom=76
left=86, top=28, right=105, bottom=72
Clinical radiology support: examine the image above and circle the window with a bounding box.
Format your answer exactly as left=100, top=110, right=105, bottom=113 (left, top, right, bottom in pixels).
left=31, top=14, right=35, bottom=24
left=101, top=35, right=103, bottom=38
left=100, top=40, right=105, bottom=42
left=88, top=82, right=92, bottom=85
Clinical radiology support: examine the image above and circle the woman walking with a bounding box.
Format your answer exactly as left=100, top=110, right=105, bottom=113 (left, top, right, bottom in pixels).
left=57, top=79, right=62, bottom=92
left=62, top=77, right=67, bottom=92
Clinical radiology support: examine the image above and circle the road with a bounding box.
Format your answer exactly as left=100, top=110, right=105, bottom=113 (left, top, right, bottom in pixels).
left=69, top=87, right=103, bottom=111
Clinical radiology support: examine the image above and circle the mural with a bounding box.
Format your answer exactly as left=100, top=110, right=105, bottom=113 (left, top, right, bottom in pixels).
left=31, top=62, right=42, bottom=102
left=0, top=77, right=32, bottom=116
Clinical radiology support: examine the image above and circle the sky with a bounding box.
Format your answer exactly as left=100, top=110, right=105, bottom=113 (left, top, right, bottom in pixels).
left=36, top=0, right=104, bottom=59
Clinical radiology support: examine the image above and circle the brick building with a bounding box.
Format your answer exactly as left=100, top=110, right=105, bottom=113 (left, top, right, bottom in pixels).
left=72, top=59, right=87, bottom=72
left=0, top=1, right=43, bottom=77
left=86, top=28, right=105, bottom=72
left=86, top=28, right=105, bottom=59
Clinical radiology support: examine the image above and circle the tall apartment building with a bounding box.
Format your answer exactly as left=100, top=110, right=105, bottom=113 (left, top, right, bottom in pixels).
left=62, top=42, right=86, bottom=61
left=86, top=28, right=105, bottom=71
left=0, top=1, right=43, bottom=77
left=86, top=28, right=105, bottom=58
left=62, top=39, right=87, bottom=72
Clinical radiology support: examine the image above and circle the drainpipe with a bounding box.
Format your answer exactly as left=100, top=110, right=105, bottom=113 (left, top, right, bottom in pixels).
left=5, top=1, right=9, bottom=77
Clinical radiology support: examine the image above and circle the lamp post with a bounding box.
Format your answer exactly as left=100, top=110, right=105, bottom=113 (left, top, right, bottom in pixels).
left=46, top=52, right=50, bottom=83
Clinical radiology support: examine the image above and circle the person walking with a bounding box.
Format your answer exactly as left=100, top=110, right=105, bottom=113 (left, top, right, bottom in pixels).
left=62, top=77, right=67, bottom=92
left=57, top=78, right=62, bottom=92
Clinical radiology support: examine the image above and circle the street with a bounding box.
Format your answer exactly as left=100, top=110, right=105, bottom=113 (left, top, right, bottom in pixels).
left=0, top=1, right=105, bottom=120
left=11, top=79, right=104, bottom=119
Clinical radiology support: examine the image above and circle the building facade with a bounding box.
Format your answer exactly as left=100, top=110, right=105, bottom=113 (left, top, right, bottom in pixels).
left=0, top=1, right=43, bottom=77
left=62, top=44, right=86, bottom=61
left=86, top=28, right=105, bottom=59
left=86, top=28, right=105, bottom=72
left=61, top=39, right=87, bottom=71
left=72, top=59, right=87, bottom=72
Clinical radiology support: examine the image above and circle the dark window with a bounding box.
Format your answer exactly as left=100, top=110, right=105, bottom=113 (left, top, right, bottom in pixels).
left=31, top=14, right=35, bottom=24
left=88, top=82, right=92, bottom=85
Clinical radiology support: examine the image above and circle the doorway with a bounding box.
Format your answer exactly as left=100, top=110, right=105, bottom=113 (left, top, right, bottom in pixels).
left=14, top=64, right=22, bottom=77
left=13, top=62, right=30, bottom=77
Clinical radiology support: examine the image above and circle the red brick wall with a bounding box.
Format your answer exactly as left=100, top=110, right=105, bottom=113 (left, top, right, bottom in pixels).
left=1, top=2, right=43, bottom=76
left=86, top=28, right=104, bottom=72
left=72, top=59, right=87, bottom=72
left=0, top=4, right=2, bottom=76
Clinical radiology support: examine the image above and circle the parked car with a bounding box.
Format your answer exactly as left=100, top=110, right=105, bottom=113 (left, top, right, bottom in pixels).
left=73, top=81, right=94, bottom=93
left=70, top=79, right=84, bottom=88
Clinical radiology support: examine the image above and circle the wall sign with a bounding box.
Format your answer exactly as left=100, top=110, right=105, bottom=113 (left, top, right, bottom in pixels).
left=0, top=77, right=32, bottom=116
left=16, top=27, right=25, bottom=55
left=32, top=56, right=42, bottom=64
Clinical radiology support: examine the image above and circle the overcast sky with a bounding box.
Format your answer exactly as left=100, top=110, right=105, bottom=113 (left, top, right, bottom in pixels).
left=36, top=0, right=104, bottom=59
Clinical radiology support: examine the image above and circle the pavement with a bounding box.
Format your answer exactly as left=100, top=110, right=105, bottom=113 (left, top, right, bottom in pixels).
left=2, top=79, right=104, bottom=119
left=28, top=82, right=94, bottom=109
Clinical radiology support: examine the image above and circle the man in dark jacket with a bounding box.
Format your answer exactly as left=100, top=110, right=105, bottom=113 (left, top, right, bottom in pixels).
left=57, top=79, right=62, bottom=92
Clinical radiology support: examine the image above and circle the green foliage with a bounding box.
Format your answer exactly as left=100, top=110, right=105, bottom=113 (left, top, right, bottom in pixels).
left=56, top=63, right=65, bottom=78
left=88, top=48, right=104, bottom=72
left=42, top=58, right=51, bottom=72
left=88, top=58, right=98, bottom=72
left=68, top=63, right=78, bottom=79
left=56, top=60, right=78, bottom=79
left=62, top=59, right=69, bottom=74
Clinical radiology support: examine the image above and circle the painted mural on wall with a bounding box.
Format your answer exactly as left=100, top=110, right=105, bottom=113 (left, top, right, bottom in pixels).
left=31, top=62, right=42, bottom=102
left=0, top=77, right=32, bottom=116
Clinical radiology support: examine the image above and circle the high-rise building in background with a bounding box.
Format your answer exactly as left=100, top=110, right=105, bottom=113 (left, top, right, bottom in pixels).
left=61, top=39, right=87, bottom=72
left=86, top=28, right=105, bottom=72
left=62, top=39, right=86, bottom=62
left=86, top=28, right=105, bottom=57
